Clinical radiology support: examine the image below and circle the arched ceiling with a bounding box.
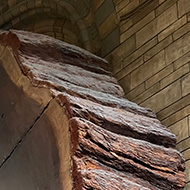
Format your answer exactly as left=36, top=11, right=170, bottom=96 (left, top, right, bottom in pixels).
left=0, top=0, right=120, bottom=56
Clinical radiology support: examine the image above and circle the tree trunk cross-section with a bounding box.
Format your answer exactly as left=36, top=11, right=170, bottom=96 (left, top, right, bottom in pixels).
left=0, top=30, right=186, bottom=190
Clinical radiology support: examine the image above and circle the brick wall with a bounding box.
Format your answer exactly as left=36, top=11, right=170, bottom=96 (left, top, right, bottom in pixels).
left=105, top=0, right=190, bottom=188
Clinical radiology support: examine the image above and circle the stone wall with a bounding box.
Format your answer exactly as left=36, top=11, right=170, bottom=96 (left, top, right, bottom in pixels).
left=104, top=0, right=190, bottom=188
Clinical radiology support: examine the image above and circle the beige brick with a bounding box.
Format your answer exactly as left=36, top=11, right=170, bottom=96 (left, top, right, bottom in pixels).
left=113, top=0, right=123, bottom=6
left=8, top=0, right=17, bottom=7
left=115, top=0, right=130, bottom=13
left=123, top=37, right=157, bottom=68
left=182, top=73, right=190, bottom=97
left=162, top=105, right=190, bottom=127
left=83, top=11, right=94, bottom=27
left=115, top=56, right=144, bottom=80
left=146, top=64, right=173, bottom=89
left=136, top=4, right=177, bottom=48
left=92, top=0, right=105, bottom=11
left=177, top=137, right=190, bottom=152
left=189, top=116, right=190, bottom=135
left=165, top=32, right=190, bottom=65
left=183, top=149, right=190, bottom=161
left=159, top=0, right=166, bottom=4
left=156, top=0, right=177, bottom=16
left=160, top=64, right=189, bottom=88
left=120, top=0, right=158, bottom=33
left=158, top=15, right=187, bottom=41
left=118, top=0, right=139, bottom=18
left=112, top=62, right=122, bottom=75
left=158, top=93, right=190, bottom=121
left=184, top=182, right=190, bottom=190
left=120, top=11, right=155, bottom=42
left=98, top=11, right=118, bottom=39
left=141, top=81, right=181, bottom=113
left=178, top=0, right=190, bottom=17
left=134, top=82, right=160, bottom=104
left=110, top=35, right=136, bottom=64
left=120, top=19, right=133, bottom=34
left=188, top=12, right=190, bottom=22
left=144, top=35, right=173, bottom=61
left=174, top=51, right=190, bottom=70
left=125, top=83, right=145, bottom=101
left=131, top=51, right=166, bottom=89
left=185, top=160, right=190, bottom=182
left=130, top=0, right=159, bottom=27
left=169, top=117, right=189, bottom=143
left=34, top=19, right=55, bottom=29
left=118, top=74, right=131, bottom=94
left=173, top=22, right=190, bottom=41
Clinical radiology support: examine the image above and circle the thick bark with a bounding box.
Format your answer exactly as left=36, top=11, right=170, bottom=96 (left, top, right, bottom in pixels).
left=0, top=30, right=186, bottom=190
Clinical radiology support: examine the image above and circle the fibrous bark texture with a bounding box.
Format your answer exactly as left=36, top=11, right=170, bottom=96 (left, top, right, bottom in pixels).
left=0, top=30, right=186, bottom=190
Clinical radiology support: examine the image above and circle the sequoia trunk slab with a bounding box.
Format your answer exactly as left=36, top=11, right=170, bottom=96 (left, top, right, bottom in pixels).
left=0, top=30, right=186, bottom=190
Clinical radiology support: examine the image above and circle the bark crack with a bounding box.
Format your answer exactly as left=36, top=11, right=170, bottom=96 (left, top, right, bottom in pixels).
left=0, top=98, right=52, bottom=169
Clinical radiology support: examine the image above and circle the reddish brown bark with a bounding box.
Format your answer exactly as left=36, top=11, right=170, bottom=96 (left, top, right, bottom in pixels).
left=0, top=30, right=186, bottom=190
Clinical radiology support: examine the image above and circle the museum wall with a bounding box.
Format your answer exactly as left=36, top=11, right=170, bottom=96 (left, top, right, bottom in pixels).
left=0, top=0, right=190, bottom=189
left=102, top=0, right=190, bottom=188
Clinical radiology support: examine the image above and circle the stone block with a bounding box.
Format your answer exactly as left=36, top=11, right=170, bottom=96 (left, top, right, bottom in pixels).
left=10, top=7, right=20, bottom=17
left=131, top=51, right=165, bottom=89
left=177, top=138, right=190, bottom=152
left=183, top=149, right=190, bottom=161
left=112, top=0, right=123, bottom=6
left=159, top=0, right=166, bottom=4
left=115, top=56, right=144, bottom=81
left=178, top=0, right=190, bottom=17
left=146, top=64, right=173, bottom=89
left=165, top=32, right=190, bottom=65
left=185, top=160, right=190, bottom=182
left=162, top=105, right=190, bottom=127
left=120, top=19, right=133, bottom=34
left=117, top=0, right=139, bottom=18
left=160, top=64, right=189, bottom=88
left=182, top=73, right=190, bottom=97
left=112, top=61, right=122, bottom=75
left=158, top=15, right=187, bottom=41
left=92, top=0, right=104, bottom=12
left=121, top=11, right=155, bottom=43
left=130, top=0, right=158, bottom=28
left=95, top=0, right=115, bottom=26
left=174, top=51, right=190, bottom=70
left=123, top=37, right=157, bottom=68
left=118, top=74, right=131, bottom=94
left=173, top=22, right=190, bottom=40
left=115, top=0, right=130, bottom=13
left=184, top=182, right=190, bottom=190
left=141, top=81, right=181, bottom=113
left=134, top=82, right=160, bottom=105
left=136, top=4, right=177, bottom=48
left=3, top=11, right=12, bottom=23
left=144, top=35, right=173, bottom=61
left=156, top=0, right=177, bottom=16
left=101, top=27, right=120, bottom=57
left=169, top=117, right=189, bottom=143
left=125, top=83, right=145, bottom=101
left=98, top=11, right=118, bottom=39
left=157, top=94, right=190, bottom=121
left=110, top=34, right=136, bottom=64
left=188, top=12, right=190, bottom=22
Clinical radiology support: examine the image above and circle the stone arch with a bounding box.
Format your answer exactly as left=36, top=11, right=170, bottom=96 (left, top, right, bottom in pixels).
left=0, top=0, right=95, bottom=51
left=0, top=0, right=122, bottom=56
